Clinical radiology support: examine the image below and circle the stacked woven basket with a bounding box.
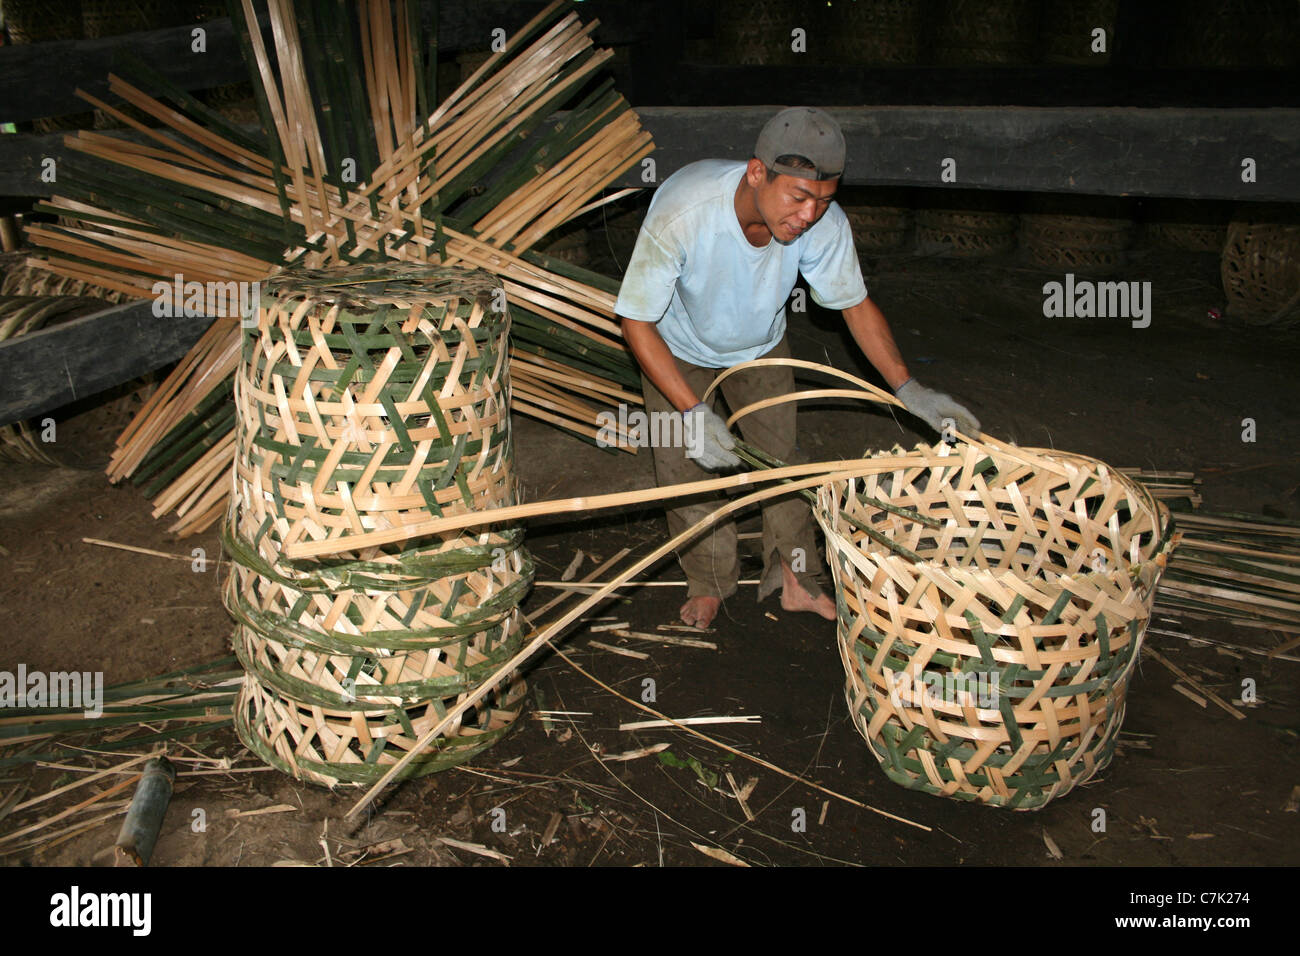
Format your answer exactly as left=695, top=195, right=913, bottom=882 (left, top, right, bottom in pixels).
left=815, top=440, right=1172, bottom=809
left=843, top=192, right=912, bottom=253
left=226, top=264, right=533, bottom=787
left=1020, top=212, right=1134, bottom=271
left=916, top=206, right=1018, bottom=258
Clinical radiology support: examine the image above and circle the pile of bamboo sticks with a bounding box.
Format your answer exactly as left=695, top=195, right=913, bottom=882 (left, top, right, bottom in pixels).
left=1127, top=470, right=1300, bottom=651
left=22, top=0, right=650, bottom=536
left=0, top=658, right=241, bottom=772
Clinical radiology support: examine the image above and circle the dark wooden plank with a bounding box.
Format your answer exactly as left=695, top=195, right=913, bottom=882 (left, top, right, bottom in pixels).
left=613, top=106, right=1300, bottom=202
left=0, top=301, right=216, bottom=427
left=637, top=64, right=1300, bottom=109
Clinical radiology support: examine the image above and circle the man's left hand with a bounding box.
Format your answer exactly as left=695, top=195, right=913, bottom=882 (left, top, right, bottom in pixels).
left=894, top=378, right=981, bottom=438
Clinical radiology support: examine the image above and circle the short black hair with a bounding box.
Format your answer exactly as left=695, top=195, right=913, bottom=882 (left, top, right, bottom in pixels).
left=762, top=153, right=817, bottom=182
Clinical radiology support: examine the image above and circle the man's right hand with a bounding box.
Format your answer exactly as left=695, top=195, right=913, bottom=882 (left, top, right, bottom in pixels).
left=683, top=403, right=741, bottom=471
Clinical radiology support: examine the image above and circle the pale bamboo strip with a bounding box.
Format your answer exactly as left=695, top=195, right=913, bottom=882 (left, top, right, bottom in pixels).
left=287, top=453, right=950, bottom=559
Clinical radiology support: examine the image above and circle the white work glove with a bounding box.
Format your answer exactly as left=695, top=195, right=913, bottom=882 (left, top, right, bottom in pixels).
left=895, top=378, right=981, bottom=439
left=683, top=402, right=741, bottom=471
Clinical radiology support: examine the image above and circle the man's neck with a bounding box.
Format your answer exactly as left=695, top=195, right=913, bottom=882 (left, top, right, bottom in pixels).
left=733, top=177, right=771, bottom=248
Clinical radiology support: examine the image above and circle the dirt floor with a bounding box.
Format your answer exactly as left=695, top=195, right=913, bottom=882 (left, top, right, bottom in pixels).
left=2, top=235, right=1298, bottom=868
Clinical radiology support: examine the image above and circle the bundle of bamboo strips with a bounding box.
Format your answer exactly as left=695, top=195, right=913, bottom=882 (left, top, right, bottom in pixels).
left=0, top=658, right=241, bottom=770
left=22, top=0, right=651, bottom=536
left=1125, top=470, right=1300, bottom=648
left=1153, top=510, right=1300, bottom=640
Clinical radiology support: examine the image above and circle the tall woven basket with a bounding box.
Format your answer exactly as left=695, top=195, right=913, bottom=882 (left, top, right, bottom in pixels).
left=226, top=264, right=533, bottom=787
left=815, top=440, right=1173, bottom=809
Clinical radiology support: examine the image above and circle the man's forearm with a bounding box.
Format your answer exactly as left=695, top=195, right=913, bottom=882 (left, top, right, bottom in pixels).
left=842, top=296, right=910, bottom=390
left=620, top=316, right=701, bottom=412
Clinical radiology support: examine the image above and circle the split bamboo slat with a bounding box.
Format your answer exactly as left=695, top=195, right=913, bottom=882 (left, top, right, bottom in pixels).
left=19, top=0, right=651, bottom=536
left=227, top=263, right=533, bottom=786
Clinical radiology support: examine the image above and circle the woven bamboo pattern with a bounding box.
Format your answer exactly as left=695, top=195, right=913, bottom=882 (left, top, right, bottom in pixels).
left=1146, top=221, right=1226, bottom=254
left=932, top=0, right=1040, bottom=65
left=717, top=0, right=815, bottom=65
left=1040, top=0, right=1116, bottom=65
left=1020, top=213, right=1133, bottom=271
left=825, top=0, right=923, bottom=65
left=24, top=0, right=651, bottom=537
left=815, top=441, right=1173, bottom=809
left=845, top=204, right=912, bottom=252
left=234, top=670, right=527, bottom=785
left=227, top=262, right=533, bottom=786
left=232, top=265, right=515, bottom=552
left=916, top=208, right=1017, bottom=257
left=1221, top=216, right=1300, bottom=328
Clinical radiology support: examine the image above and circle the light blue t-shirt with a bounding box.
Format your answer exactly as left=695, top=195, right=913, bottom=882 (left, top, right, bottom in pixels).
left=614, top=159, right=868, bottom=368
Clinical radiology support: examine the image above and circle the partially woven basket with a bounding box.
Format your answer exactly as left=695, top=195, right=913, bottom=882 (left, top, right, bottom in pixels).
left=227, top=263, right=533, bottom=786
left=815, top=441, right=1173, bottom=809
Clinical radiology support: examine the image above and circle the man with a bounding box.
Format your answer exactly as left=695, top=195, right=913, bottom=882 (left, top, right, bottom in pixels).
left=614, top=107, right=979, bottom=629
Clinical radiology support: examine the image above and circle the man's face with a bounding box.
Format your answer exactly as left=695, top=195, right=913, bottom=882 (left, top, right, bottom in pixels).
left=749, top=162, right=839, bottom=244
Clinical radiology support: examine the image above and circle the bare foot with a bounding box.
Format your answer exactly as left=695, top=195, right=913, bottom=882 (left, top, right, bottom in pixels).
left=679, top=595, right=722, bottom=629
left=780, top=560, right=836, bottom=620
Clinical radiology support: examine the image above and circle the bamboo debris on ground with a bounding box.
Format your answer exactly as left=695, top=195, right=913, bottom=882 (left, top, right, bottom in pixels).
left=24, top=0, right=650, bottom=538
left=0, top=659, right=247, bottom=859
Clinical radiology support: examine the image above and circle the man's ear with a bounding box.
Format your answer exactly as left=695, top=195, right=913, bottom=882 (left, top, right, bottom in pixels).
left=744, top=158, right=767, bottom=188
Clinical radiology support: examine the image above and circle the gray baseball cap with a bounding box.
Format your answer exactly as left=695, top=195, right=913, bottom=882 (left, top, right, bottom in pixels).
left=754, top=107, right=845, bottom=181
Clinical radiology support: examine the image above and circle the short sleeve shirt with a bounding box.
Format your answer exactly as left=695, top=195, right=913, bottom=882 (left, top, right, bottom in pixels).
left=614, top=159, right=868, bottom=368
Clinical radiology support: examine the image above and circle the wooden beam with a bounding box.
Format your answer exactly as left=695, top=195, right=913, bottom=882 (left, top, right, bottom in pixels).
left=2, top=106, right=1297, bottom=203
left=614, top=106, right=1300, bottom=202
left=638, top=65, right=1300, bottom=109
left=0, top=301, right=215, bottom=427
